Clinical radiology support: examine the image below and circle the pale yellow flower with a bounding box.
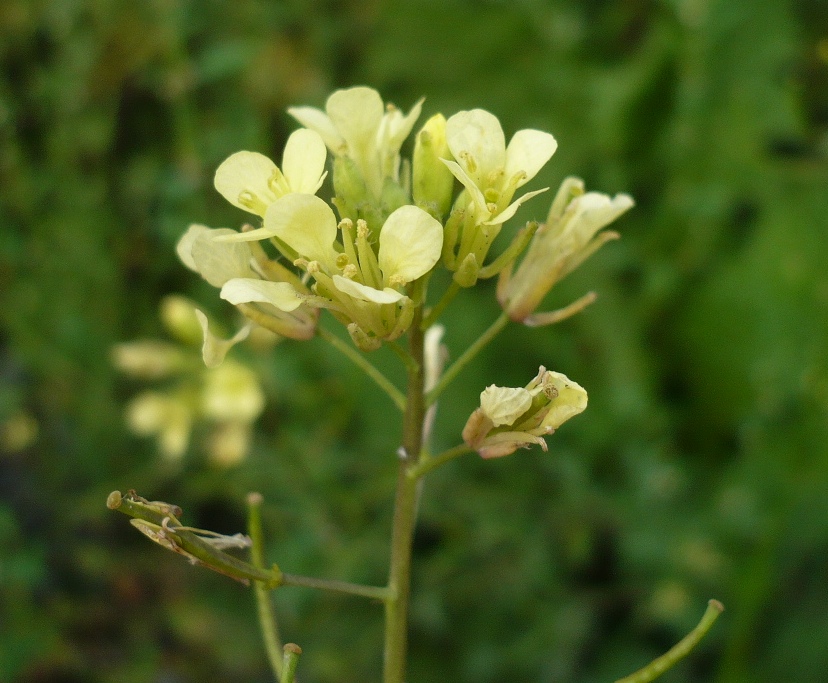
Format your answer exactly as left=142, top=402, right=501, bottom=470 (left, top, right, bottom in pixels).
left=220, top=194, right=442, bottom=347
left=177, top=224, right=317, bottom=341
left=213, top=128, right=328, bottom=217
left=288, top=86, right=423, bottom=199
left=443, top=109, right=557, bottom=227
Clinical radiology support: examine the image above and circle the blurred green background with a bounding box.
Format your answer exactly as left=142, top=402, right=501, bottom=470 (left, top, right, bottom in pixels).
left=1, top=0, right=827, bottom=681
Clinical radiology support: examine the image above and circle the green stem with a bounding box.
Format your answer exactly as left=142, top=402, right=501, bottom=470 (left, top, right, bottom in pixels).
left=408, top=444, right=473, bottom=480
left=615, top=600, right=725, bottom=683
left=280, top=573, right=392, bottom=601
left=107, top=491, right=281, bottom=587
left=247, top=493, right=284, bottom=680
left=421, top=280, right=461, bottom=330
left=386, top=339, right=418, bottom=373
left=318, top=326, right=406, bottom=411
left=426, top=312, right=509, bottom=406
left=383, top=308, right=427, bottom=683
left=280, top=644, right=302, bottom=683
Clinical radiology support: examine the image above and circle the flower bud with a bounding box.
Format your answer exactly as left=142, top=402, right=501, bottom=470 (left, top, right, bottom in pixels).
left=112, top=341, right=189, bottom=380
left=332, top=154, right=371, bottom=222
left=413, top=114, right=454, bottom=218
left=453, top=252, right=480, bottom=288
left=462, top=367, right=587, bottom=458
left=160, top=295, right=204, bottom=345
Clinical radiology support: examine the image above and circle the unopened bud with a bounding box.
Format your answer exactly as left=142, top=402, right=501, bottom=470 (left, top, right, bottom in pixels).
left=413, top=114, right=454, bottom=218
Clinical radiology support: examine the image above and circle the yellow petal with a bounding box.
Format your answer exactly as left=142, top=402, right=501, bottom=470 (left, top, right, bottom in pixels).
left=332, top=275, right=405, bottom=303
left=378, top=205, right=443, bottom=284
left=480, top=385, right=533, bottom=427
left=263, top=194, right=339, bottom=270
left=504, top=129, right=557, bottom=188
left=194, top=309, right=251, bottom=368
left=281, top=128, right=328, bottom=194
left=220, top=278, right=305, bottom=312
left=445, top=109, right=506, bottom=183
left=214, top=151, right=279, bottom=216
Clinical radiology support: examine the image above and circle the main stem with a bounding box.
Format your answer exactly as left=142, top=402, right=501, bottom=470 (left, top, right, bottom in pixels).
left=383, top=309, right=426, bottom=683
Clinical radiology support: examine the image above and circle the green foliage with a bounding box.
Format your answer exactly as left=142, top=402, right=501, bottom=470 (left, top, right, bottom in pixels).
left=1, top=0, right=826, bottom=681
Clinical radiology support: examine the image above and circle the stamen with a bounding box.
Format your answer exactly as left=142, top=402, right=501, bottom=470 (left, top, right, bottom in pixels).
left=460, top=151, right=477, bottom=174
left=237, top=191, right=267, bottom=216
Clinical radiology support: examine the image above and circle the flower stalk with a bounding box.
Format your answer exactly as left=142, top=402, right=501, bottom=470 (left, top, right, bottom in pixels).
left=383, top=306, right=427, bottom=683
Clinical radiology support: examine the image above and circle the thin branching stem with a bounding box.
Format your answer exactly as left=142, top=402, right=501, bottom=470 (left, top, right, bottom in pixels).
left=615, top=600, right=724, bottom=683
left=247, top=493, right=283, bottom=680
left=408, top=443, right=473, bottom=479
left=280, top=573, right=392, bottom=601
left=426, top=312, right=509, bottom=406
left=317, top=326, right=406, bottom=411
left=383, top=306, right=426, bottom=683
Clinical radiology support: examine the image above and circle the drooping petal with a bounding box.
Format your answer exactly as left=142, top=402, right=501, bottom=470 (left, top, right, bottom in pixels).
left=281, top=128, right=328, bottom=194
left=445, top=109, right=506, bottom=183
left=194, top=309, right=251, bottom=368
left=176, top=224, right=209, bottom=271
left=220, top=278, right=305, bottom=312
left=287, top=106, right=344, bottom=152
left=214, top=151, right=279, bottom=216
left=332, top=275, right=405, bottom=304
left=263, top=194, right=339, bottom=269
left=440, top=159, right=488, bottom=217
left=483, top=187, right=549, bottom=226
left=480, top=386, right=533, bottom=427
left=504, top=129, right=557, bottom=188
left=176, top=225, right=258, bottom=286
left=377, top=205, right=443, bottom=284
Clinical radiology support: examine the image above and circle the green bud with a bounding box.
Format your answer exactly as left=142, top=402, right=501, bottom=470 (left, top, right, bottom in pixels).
left=347, top=323, right=382, bottom=352
left=453, top=252, right=480, bottom=288
left=160, top=295, right=204, bottom=345
left=333, top=155, right=371, bottom=222
left=413, top=114, right=454, bottom=219
left=380, top=176, right=410, bottom=216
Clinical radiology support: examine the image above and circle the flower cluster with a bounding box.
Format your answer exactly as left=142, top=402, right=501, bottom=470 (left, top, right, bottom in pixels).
left=172, top=85, right=633, bottom=455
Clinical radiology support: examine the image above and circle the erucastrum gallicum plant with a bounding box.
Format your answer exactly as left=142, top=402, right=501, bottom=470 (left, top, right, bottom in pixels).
left=108, top=86, right=722, bottom=682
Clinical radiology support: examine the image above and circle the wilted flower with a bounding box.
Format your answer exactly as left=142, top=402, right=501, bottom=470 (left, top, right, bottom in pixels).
left=497, top=177, right=634, bottom=325
left=462, top=367, right=587, bottom=458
